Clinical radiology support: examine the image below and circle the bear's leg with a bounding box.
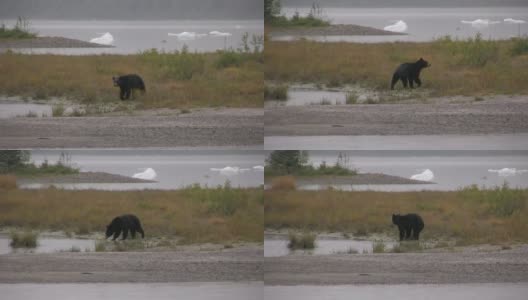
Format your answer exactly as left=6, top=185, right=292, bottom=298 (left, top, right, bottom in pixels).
left=398, top=227, right=405, bottom=241
left=119, top=88, right=126, bottom=100
left=402, top=78, right=408, bottom=88
left=137, top=226, right=145, bottom=238
left=409, top=78, right=414, bottom=89
left=125, top=89, right=131, bottom=100
left=131, top=229, right=136, bottom=239
left=405, top=227, right=412, bottom=240
left=112, top=229, right=121, bottom=241
left=415, top=77, right=422, bottom=87
left=121, top=229, right=129, bottom=240
left=391, top=74, right=399, bottom=90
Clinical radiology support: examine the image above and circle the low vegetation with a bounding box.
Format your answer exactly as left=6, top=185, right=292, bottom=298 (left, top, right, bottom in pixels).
left=265, top=184, right=528, bottom=245
left=265, top=151, right=358, bottom=177
left=0, top=17, right=36, bottom=39
left=264, top=84, right=288, bottom=100
left=266, top=1, right=330, bottom=28
left=0, top=185, right=263, bottom=244
left=265, top=36, right=528, bottom=96
left=0, top=42, right=263, bottom=109
left=288, top=232, right=316, bottom=249
left=0, top=151, right=78, bottom=176
left=9, top=231, right=38, bottom=248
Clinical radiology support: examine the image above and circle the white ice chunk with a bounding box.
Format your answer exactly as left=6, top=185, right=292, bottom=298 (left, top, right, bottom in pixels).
left=488, top=168, right=528, bottom=177
left=504, top=18, right=526, bottom=24
left=383, top=20, right=408, bottom=33
left=252, top=165, right=264, bottom=171
left=209, top=31, right=232, bottom=37
left=132, top=168, right=157, bottom=180
left=168, top=32, right=207, bottom=41
left=210, top=166, right=250, bottom=176
left=410, top=169, right=434, bottom=182
left=461, top=19, right=501, bottom=29
left=90, top=32, right=114, bottom=45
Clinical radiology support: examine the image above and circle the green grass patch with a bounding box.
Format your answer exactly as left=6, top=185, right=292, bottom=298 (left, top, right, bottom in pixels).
left=268, top=3, right=330, bottom=28
left=0, top=17, right=37, bottom=39
left=264, top=84, right=288, bottom=100
left=9, top=231, right=38, bottom=248
left=372, top=240, right=386, bottom=253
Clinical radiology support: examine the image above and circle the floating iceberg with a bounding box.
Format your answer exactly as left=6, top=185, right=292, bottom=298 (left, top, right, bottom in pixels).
left=210, top=166, right=250, bottom=176
left=252, top=165, right=264, bottom=171
left=383, top=20, right=407, bottom=33
left=461, top=19, right=501, bottom=29
left=132, top=168, right=157, bottom=180
left=168, top=32, right=207, bottom=41
left=410, top=169, right=434, bottom=182
left=504, top=18, right=526, bottom=24
left=90, top=32, right=114, bottom=45
left=488, top=168, right=528, bottom=177
left=209, top=30, right=232, bottom=37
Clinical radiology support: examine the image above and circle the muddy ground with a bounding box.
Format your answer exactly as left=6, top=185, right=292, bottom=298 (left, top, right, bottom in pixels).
left=265, top=96, right=528, bottom=136
left=264, top=244, right=528, bottom=285
left=0, top=244, right=262, bottom=283
left=0, top=108, right=263, bottom=148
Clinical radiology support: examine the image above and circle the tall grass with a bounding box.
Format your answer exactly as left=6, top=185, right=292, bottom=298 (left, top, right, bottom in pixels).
left=264, top=186, right=528, bottom=245
left=0, top=186, right=263, bottom=244
left=0, top=17, right=36, bottom=39
left=264, top=36, right=528, bottom=96
left=288, top=232, right=316, bottom=249
left=0, top=47, right=263, bottom=109
left=0, top=175, right=17, bottom=190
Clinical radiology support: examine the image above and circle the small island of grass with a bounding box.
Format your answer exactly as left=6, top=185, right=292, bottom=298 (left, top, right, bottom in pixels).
left=0, top=17, right=37, bottom=39
left=265, top=150, right=357, bottom=177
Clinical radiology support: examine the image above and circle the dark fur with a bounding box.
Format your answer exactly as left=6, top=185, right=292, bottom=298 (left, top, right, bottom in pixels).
left=391, top=58, right=430, bottom=90
left=392, top=213, right=424, bottom=241
left=105, top=214, right=145, bottom=240
left=112, top=74, right=146, bottom=100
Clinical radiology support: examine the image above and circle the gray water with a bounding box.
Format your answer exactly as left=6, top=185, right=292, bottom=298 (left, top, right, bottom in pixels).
left=264, top=235, right=395, bottom=257
left=297, top=150, right=528, bottom=191
left=0, top=101, right=52, bottom=118
left=265, top=89, right=348, bottom=107
left=264, top=134, right=528, bottom=151
left=3, top=19, right=262, bottom=54
left=25, top=150, right=264, bottom=190
left=0, top=282, right=263, bottom=300
left=0, top=234, right=95, bottom=254
left=264, top=283, right=528, bottom=300
left=278, top=7, right=528, bottom=42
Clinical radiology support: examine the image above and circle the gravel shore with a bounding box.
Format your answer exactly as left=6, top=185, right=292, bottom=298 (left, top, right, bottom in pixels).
left=265, top=97, right=528, bottom=136
left=0, top=108, right=263, bottom=148
left=264, top=245, right=528, bottom=285
left=17, top=172, right=154, bottom=185
left=0, top=36, right=112, bottom=49
left=0, top=245, right=263, bottom=283
left=269, top=24, right=405, bottom=37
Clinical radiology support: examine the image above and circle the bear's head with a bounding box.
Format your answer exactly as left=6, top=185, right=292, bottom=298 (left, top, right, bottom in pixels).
left=392, top=214, right=400, bottom=225
left=105, top=224, right=114, bottom=239
left=416, top=58, right=431, bottom=69
left=112, top=76, right=121, bottom=87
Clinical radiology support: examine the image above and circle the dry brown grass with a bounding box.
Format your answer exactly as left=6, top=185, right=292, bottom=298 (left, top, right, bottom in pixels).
left=264, top=38, right=528, bottom=96
left=264, top=186, right=528, bottom=244
left=0, top=186, right=263, bottom=244
left=0, top=175, right=17, bottom=190
left=270, top=176, right=296, bottom=190
left=0, top=50, right=263, bottom=109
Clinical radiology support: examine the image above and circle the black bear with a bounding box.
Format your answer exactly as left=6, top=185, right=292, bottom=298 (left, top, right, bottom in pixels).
left=390, top=58, right=430, bottom=90
left=105, top=214, right=145, bottom=240
left=112, top=74, right=146, bottom=100
left=392, top=213, right=424, bottom=241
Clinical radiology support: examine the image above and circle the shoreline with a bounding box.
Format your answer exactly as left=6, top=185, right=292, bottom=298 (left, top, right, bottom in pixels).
left=268, top=24, right=405, bottom=37
left=266, top=173, right=431, bottom=185
left=0, top=36, right=113, bottom=49
left=17, top=171, right=155, bottom=185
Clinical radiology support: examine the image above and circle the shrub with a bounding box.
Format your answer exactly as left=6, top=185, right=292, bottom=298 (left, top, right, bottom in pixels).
left=0, top=17, right=37, bottom=39
left=288, top=232, right=316, bottom=249
left=346, top=92, right=358, bottom=104
left=52, top=104, right=65, bottom=117
left=10, top=231, right=38, bottom=248
left=510, top=37, right=528, bottom=56
left=95, top=240, right=106, bottom=252
left=372, top=240, right=386, bottom=253
left=264, top=84, right=288, bottom=100
left=271, top=176, right=296, bottom=190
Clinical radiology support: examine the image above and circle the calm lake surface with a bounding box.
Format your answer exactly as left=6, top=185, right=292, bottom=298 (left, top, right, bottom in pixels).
left=279, top=6, right=528, bottom=42
left=3, top=19, right=262, bottom=54
left=26, top=150, right=264, bottom=190
left=265, top=284, right=528, bottom=300
left=0, top=282, right=263, bottom=300
left=280, top=150, right=528, bottom=191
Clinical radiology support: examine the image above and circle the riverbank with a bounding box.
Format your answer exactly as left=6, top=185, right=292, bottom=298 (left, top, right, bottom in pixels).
left=16, top=171, right=155, bottom=185
left=266, top=173, right=430, bottom=185
left=0, top=36, right=113, bottom=49
left=268, top=24, right=404, bottom=38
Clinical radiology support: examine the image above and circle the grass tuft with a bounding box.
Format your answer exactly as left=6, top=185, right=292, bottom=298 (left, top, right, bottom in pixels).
left=288, top=232, right=316, bottom=249
left=9, top=231, right=38, bottom=248
left=264, top=84, right=288, bottom=100
left=372, top=240, right=386, bottom=253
